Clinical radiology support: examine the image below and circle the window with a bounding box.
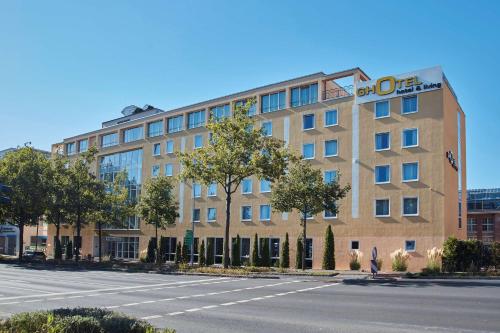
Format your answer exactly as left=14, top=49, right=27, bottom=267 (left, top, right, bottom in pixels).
left=402, top=95, right=418, bottom=114
left=193, top=183, right=201, bottom=198
left=188, top=110, right=206, bottom=129
left=403, top=197, right=419, bottom=216
left=66, top=142, right=76, bottom=155
left=483, top=218, right=494, bottom=232
left=261, top=121, right=272, bottom=136
left=259, top=204, right=271, bottom=221
left=207, top=208, right=217, bottom=222
left=235, top=99, right=256, bottom=116
left=207, top=183, right=217, bottom=197
left=350, top=240, right=359, bottom=250
left=467, top=218, right=476, bottom=232
left=402, top=162, right=419, bottom=182
left=166, top=140, right=174, bottom=154
left=261, top=91, right=286, bottom=113
left=168, top=115, right=184, bottom=133
left=192, top=208, right=200, bottom=222
left=210, top=104, right=230, bottom=122
left=152, top=165, right=160, bottom=177
left=375, top=132, right=390, bottom=151
left=375, top=100, right=390, bottom=118
left=78, top=139, right=88, bottom=153
left=148, top=120, right=164, bottom=137
left=194, top=134, right=203, bottom=149
left=402, top=128, right=418, bottom=148
left=303, top=114, right=315, bottom=130
left=270, top=238, right=280, bottom=262
left=241, top=238, right=250, bottom=260
left=324, top=209, right=337, bottom=219
left=242, top=178, right=252, bottom=194
left=302, top=143, right=315, bottom=159
left=405, top=240, right=416, bottom=252
left=260, top=179, right=271, bottom=193
left=101, top=133, right=118, bottom=148
left=164, top=163, right=173, bottom=177
left=152, top=143, right=161, bottom=156
left=241, top=206, right=252, bottom=221
left=291, top=83, right=318, bottom=107
left=123, top=127, right=143, bottom=143
left=324, top=140, right=338, bottom=157
left=375, top=165, right=391, bottom=184
left=375, top=199, right=390, bottom=217
left=324, top=109, right=338, bottom=126
left=324, top=170, right=338, bottom=184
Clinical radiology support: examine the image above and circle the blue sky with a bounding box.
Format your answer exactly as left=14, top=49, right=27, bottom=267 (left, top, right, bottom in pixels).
left=0, top=1, right=499, bottom=188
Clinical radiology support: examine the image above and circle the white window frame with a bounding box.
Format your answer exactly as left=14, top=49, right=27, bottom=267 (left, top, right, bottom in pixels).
left=402, top=162, right=419, bottom=182
left=402, top=128, right=419, bottom=148
left=261, top=121, right=272, bottom=137
left=207, top=183, right=217, bottom=197
left=302, top=142, right=315, bottom=160
left=324, top=109, right=338, bottom=127
left=192, top=208, right=201, bottom=223
left=374, top=198, right=391, bottom=217
left=207, top=207, right=217, bottom=222
left=323, top=209, right=337, bottom=219
left=164, top=163, right=173, bottom=177
left=241, top=178, right=252, bottom=194
left=241, top=205, right=252, bottom=222
left=152, top=143, right=161, bottom=156
left=303, top=113, right=315, bottom=131
left=401, top=95, right=419, bottom=114
left=260, top=179, right=271, bottom=193
left=402, top=196, right=419, bottom=216
left=374, top=100, right=390, bottom=119
left=375, top=132, right=391, bottom=151
left=259, top=204, right=271, bottom=221
left=166, top=140, right=174, bottom=154
left=405, top=240, right=416, bottom=252
left=194, top=134, right=203, bottom=149
left=350, top=240, right=360, bottom=250
left=324, top=139, right=338, bottom=157
left=324, top=170, right=338, bottom=184
left=192, top=183, right=202, bottom=198
left=374, top=165, right=391, bottom=184
left=151, top=165, right=160, bottom=177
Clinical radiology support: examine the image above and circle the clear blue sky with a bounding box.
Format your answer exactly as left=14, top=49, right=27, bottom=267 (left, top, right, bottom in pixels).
left=1, top=1, right=499, bottom=188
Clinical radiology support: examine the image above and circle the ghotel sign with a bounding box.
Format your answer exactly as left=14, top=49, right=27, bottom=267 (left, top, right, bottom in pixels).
left=355, top=66, right=443, bottom=104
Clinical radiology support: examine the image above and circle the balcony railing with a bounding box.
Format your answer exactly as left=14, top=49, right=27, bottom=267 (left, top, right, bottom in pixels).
left=322, top=85, right=354, bottom=101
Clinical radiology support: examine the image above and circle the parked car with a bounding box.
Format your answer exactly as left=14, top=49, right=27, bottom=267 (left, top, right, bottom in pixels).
left=24, top=250, right=46, bottom=261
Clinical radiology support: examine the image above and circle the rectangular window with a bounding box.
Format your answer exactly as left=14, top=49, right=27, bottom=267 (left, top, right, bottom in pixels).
left=123, top=126, right=144, bottom=143
left=402, top=128, right=418, bottom=148
left=291, top=83, right=318, bottom=107
left=241, top=206, right=252, bottom=221
left=194, top=134, right=203, bottom=149
left=324, top=209, right=337, bottom=219
left=405, top=240, right=416, bottom=252
left=467, top=218, right=476, bottom=232
left=261, top=91, right=286, bottom=113
left=207, top=208, right=217, bottom=222
left=403, top=197, right=419, bottom=216
left=235, top=99, right=256, bottom=116
left=303, top=114, right=315, bottom=130
left=350, top=240, right=359, bottom=250
left=302, top=143, right=315, bottom=159
left=66, top=142, right=76, bottom=155
left=259, top=204, right=271, bottom=221
left=242, top=178, right=252, bottom=194
left=192, top=208, right=201, bottom=222
left=375, top=132, right=390, bottom=151
left=324, top=140, right=338, bottom=157
left=241, top=238, right=250, bottom=260
left=164, top=163, right=173, bottom=176
left=148, top=120, right=164, bottom=137
left=167, top=115, right=183, bottom=133
left=402, top=95, right=418, bottom=114
left=324, top=170, right=338, bottom=184
left=324, top=109, right=338, bottom=126
left=375, top=100, right=390, bottom=118
left=210, top=104, right=230, bottom=122
left=260, top=179, right=271, bottom=193
left=207, top=183, right=217, bottom=197
left=483, top=218, right=494, bottom=232
left=101, top=133, right=118, bottom=148
left=152, top=143, right=161, bottom=156
left=152, top=165, right=160, bottom=177
left=375, top=199, right=390, bottom=217
left=187, top=110, right=206, bottom=129
left=193, top=183, right=201, bottom=198
left=166, top=140, right=174, bottom=154
left=270, top=238, right=280, bottom=261
left=375, top=165, right=390, bottom=184
left=402, top=162, right=419, bottom=182
left=78, top=139, right=88, bottom=153
left=261, top=121, right=272, bottom=136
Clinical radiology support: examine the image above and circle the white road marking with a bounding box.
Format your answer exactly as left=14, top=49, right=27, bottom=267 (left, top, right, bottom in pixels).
left=202, top=305, right=218, bottom=309
left=123, top=302, right=140, bottom=307
left=24, top=299, right=41, bottom=303
left=168, top=311, right=184, bottom=316
left=221, top=302, right=237, bottom=306
left=141, top=315, right=162, bottom=320
left=185, top=308, right=202, bottom=312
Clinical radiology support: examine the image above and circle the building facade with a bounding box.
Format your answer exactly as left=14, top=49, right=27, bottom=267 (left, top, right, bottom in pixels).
left=47, top=66, right=466, bottom=271
left=466, top=189, right=500, bottom=244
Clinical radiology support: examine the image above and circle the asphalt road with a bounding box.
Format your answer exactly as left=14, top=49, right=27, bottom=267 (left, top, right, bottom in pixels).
left=0, top=265, right=499, bottom=333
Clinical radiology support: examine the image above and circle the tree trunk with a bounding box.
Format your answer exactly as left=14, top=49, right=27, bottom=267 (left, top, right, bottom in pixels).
left=76, top=209, right=81, bottom=263
left=223, top=191, right=232, bottom=268
left=155, top=222, right=159, bottom=265
left=18, top=219, right=25, bottom=262
left=55, top=215, right=61, bottom=259
left=98, top=221, right=102, bottom=263
left=302, top=212, right=307, bottom=271
left=34, top=220, right=39, bottom=252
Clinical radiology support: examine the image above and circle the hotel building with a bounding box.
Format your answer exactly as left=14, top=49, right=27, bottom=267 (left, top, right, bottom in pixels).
left=48, top=66, right=466, bottom=271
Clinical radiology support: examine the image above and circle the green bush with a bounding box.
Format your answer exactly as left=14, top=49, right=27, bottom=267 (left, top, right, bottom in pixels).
left=492, top=242, right=500, bottom=270
left=65, top=241, right=73, bottom=260
left=349, top=260, right=361, bottom=270
left=232, top=235, right=241, bottom=267
left=280, top=233, right=290, bottom=269
left=199, top=240, right=206, bottom=267
left=376, top=258, right=383, bottom=271
left=322, top=225, right=335, bottom=270
left=296, top=236, right=303, bottom=270
left=174, top=241, right=182, bottom=264
left=260, top=238, right=270, bottom=267
left=443, top=237, right=493, bottom=272
left=181, top=243, right=189, bottom=264
left=146, top=238, right=156, bottom=263
left=251, top=233, right=259, bottom=267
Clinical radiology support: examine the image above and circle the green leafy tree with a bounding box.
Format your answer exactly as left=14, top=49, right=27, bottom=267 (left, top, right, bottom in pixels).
left=199, top=239, right=206, bottom=266
left=136, top=176, right=179, bottom=264
left=271, top=159, right=350, bottom=270
left=323, top=225, right=335, bottom=270
left=260, top=238, right=270, bottom=267
left=296, top=236, right=303, bottom=270
left=174, top=241, right=182, bottom=264
left=232, top=235, right=241, bottom=267
left=177, top=102, right=292, bottom=268
left=146, top=238, right=156, bottom=263
left=281, top=233, right=290, bottom=269
left=252, top=233, right=259, bottom=267
left=0, top=147, right=51, bottom=261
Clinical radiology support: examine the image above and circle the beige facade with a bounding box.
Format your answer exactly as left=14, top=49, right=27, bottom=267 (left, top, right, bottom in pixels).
left=47, top=66, right=466, bottom=271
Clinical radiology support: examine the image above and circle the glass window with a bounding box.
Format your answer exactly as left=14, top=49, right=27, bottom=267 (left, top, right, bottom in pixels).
left=241, top=238, right=250, bottom=259
left=260, top=179, right=271, bottom=193
left=303, top=143, right=315, bottom=159
left=303, top=114, right=315, bottom=130
left=262, top=121, right=272, bottom=136
left=207, top=183, right=217, bottom=197
left=168, top=115, right=184, bottom=133
left=375, top=101, right=390, bottom=118
left=350, top=240, right=359, bottom=250
left=78, top=139, right=88, bottom=153
left=375, top=132, right=390, bottom=150
left=210, top=104, right=230, bottom=122
left=375, top=199, right=390, bottom=217
left=402, top=95, right=418, bottom=114
left=194, top=134, right=203, bottom=149
left=152, top=165, right=160, bottom=177
left=235, top=99, right=256, bottom=116
left=325, top=109, right=338, bottom=126
left=241, top=206, right=252, bottom=221
left=261, top=91, right=286, bottom=113
left=207, top=208, right=217, bottom=222
left=324, top=140, right=338, bottom=157
left=375, top=165, right=390, bottom=184
left=165, top=163, right=173, bottom=177
left=405, top=240, right=416, bottom=252
left=483, top=218, right=494, bottom=232
left=467, top=218, right=476, bottom=232
left=152, top=143, right=161, bottom=156
left=242, top=179, right=252, bottom=194
left=291, top=83, right=318, bottom=107
left=270, top=238, right=280, bottom=259
left=148, top=120, right=164, bottom=137
left=166, top=140, right=174, bottom=154
left=66, top=142, right=76, bottom=155
left=123, top=126, right=144, bottom=143
left=188, top=110, right=206, bottom=129
left=324, top=209, right=337, bottom=218
left=402, top=128, right=418, bottom=148
left=260, top=204, right=271, bottom=221
left=402, top=162, right=419, bottom=182
left=403, top=197, right=419, bottom=215
left=324, top=170, right=338, bottom=184
left=101, top=133, right=118, bottom=148
left=192, top=208, right=201, bottom=222
left=193, top=183, right=201, bottom=198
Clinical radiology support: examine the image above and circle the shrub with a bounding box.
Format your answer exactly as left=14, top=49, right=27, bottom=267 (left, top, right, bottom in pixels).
left=65, top=241, right=73, bottom=260
left=426, top=247, right=443, bottom=273
left=199, top=239, right=206, bottom=267
left=296, top=236, right=303, bottom=269
left=443, top=237, right=493, bottom=272
left=492, top=242, right=500, bottom=270
left=181, top=242, right=189, bottom=264
left=146, top=238, right=156, bottom=263
left=260, top=238, right=270, bottom=267
left=280, top=233, right=290, bottom=269
left=174, top=241, right=182, bottom=264
left=391, top=248, right=410, bottom=271
left=206, top=238, right=214, bottom=266
left=251, top=233, right=259, bottom=267
left=54, top=237, right=63, bottom=261
left=232, top=235, right=241, bottom=267
left=376, top=258, right=383, bottom=271
left=322, top=225, right=335, bottom=270
left=349, top=250, right=362, bottom=270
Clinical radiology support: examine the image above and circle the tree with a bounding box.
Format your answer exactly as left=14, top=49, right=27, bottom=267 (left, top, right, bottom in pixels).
left=0, top=147, right=51, bottom=261
left=296, top=236, right=303, bottom=270
left=251, top=233, right=259, bottom=267
left=54, top=238, right=63, bottom=261
left=175, top=241, right=182, bottom=264
left=281, top=233, right=290, bottom=269
left=271, top=159, right=350, bottom=270
left=232, top=235, right=241, bottom=267
left=146, top=238, right=156, bottom=263
left=65, top=240, right=73, bottom=260
left=159, top=236, right=168, bottom=263
left=323, top=225, right=335, bottom=270
left=199, top=239, right=206, bottom=267
left=181, top=242, right=189, bottom=264
left=177, top=101, right=292, bottom=268
left=260, top=238, right=270, bottom=267
left=206, top=239, right=214, bottom=266
left=136, top=176, right=179, bottom=264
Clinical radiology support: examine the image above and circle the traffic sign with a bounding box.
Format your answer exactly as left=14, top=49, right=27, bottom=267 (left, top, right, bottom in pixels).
left=184, top=230, right=193, bottom=246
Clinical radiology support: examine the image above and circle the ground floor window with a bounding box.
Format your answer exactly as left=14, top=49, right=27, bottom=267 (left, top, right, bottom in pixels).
left=241, top=238, right=250, bottom=265
left=207, top=237, right=224, bottom=265
left=305, top=238, right=313, bottom=269
left=108, top=237, right=139, bottom=259
left=270, top=238, right=280, bottom=266
left=161, top=237, right=177, bottom=262
left=184, top=237, right=199, bottom=263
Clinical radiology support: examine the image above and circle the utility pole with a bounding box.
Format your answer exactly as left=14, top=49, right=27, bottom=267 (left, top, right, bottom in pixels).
left=190, top=181, right=196, bottom=266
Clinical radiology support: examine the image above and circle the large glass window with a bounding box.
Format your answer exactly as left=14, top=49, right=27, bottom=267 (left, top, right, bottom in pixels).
left=402, top=95, right=418, bottom=114
left=261, top=91, right=286, bottom=113
left=193, top=183, right=201, bottom=198
left=166, top=140, right=174, bottom=154
left=168, top=115, right=184, bottom=133
left=403, top=197, right=419, bottom=215
left=302, top=143, right=315, bottom=159
left=259, top=204, right=271, bottom=221
left=375, top=199, right=390, bottom=217
left=152, top=165, right=160, bottom=177
left=261, top=121, right=272, bottom=136
left=109, top=237, right=139, bottom=259
left=210, top=104, right=230, bottom=122
left=270, top=238, right=280, bottom=264
left=148, top=120, right=164, bottom=137
left=101, top=133, right=118, bottom=148
left=303, top=114, right=315, bottom=130
left=242, top=178, right=252, bottom=194
left=324, top=140, right=338, bottom=157
left=164, top=163, right=173, bottom=177
left=375, top=132, right=390, bottom=151
left=467, top=218, right=476, bottom=232
left=235, top=99, right=256, bottom=116
left=402, top=128, right=418, bottom=148
left=260, top=179, right=271, bottom=193
left=194, top=134, right=203, bottom=149
left=123, top=126, right=144, bottom=143
left=207, top=208, right=217, bottom=222
left=325, top=109, right=338, bottom=126
left=66, top=142, right=76, bottom=155
left=188, top=110, right=206, bottom=129
left=207, top=183, right=217, bottom=197
left=483, top=218, right=494, bottom=232
left=152, top=143, right=161, bottom=156
left=402, top=162, right=419, bottom=182
left=241, top=238, right=250, bottom=262
left=241, top=206, right=252, bottom=221
left=78, top=139, right=88, bottom=153
left=291, top=83, right=318, bottom=107
left=324, top=170, right=338, bottom=184
left=375, top=165, right=390, bottom=184
left=375, top=101, right=390, bottom=118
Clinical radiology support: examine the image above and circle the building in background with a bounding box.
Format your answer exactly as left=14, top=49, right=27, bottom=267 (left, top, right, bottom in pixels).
left=48, top=66, right=466, bottom=270
left=466, top=189, right=500, bottom=243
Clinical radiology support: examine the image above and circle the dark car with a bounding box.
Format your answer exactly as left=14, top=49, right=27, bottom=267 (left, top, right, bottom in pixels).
left=24, top=250, right=46, bottom=261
